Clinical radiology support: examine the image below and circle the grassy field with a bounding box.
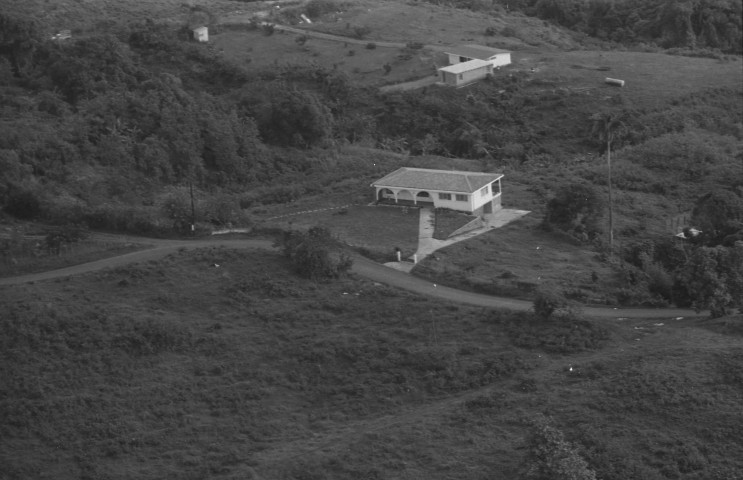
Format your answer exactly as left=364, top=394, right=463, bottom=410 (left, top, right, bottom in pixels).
left=1, top=248, right=741, bottom=479
left=211, top=27, right=440, bottom=87
left=414, top=213, right=621, bottom=303
left=513, top=49, right=742, bottom=109
left=265, top=204, right=421, bottom=259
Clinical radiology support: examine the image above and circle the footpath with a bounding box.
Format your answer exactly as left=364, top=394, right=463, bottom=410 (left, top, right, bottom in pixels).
left=385, top=207, right=530, bottom=273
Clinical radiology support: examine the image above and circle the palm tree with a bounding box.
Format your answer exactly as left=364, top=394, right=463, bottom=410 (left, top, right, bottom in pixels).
left=590, top=111, right=626, bottom=258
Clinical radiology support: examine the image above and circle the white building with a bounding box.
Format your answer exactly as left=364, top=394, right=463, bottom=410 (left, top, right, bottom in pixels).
left=372, top=167, right=503, bottom=215
left=444, top=44, right=511, bottom=68
left=193, top=26, right=209, bottom=42
left=438, top=59, right=493, bottom=87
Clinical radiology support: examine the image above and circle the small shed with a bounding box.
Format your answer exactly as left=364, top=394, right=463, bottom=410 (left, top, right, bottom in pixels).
left=444, top=45, right=511, bottom=68
left=372, top=167, right=504, bottom=215
left=193, top=26, right=209, bottom=42
left=439, top=59, right=493, bottom=87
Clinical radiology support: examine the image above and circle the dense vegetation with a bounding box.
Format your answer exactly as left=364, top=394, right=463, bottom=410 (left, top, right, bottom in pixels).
left=1, top=6, right=742, bottom=311
left=429, top=0, right=742, bottom=53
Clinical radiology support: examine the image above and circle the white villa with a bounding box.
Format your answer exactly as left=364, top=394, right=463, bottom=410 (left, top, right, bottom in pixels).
left=372, top=167, right=503, bottom=215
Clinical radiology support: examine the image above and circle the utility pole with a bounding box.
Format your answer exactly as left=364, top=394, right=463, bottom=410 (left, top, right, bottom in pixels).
left=591, top=111, right=623, bottom=260
left=189, top=181, right=195, bottom=235
left=606, top=132, right=613, bottom=257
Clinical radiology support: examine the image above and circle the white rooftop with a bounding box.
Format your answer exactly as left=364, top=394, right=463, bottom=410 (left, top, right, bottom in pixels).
left=444, top=44, right=511, bottom=59
left=438, top=59, right=491, bottom=74
left=372, top=167, right=503, bottom=194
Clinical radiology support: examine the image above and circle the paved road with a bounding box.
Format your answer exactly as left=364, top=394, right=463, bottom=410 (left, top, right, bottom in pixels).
left=0, top=237, right=705, bottom=320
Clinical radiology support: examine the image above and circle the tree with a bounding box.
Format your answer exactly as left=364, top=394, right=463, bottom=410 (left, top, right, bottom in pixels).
left=0, top=14, right=41, bottom=77
left=692, top=189, right=743, bottom=245
left=256, top=84, right=334, bottom=149
left=591, top=111, right=627, bottom=257
left=533, top=286, right=569, bottom=321
left=543, top=183, right=604, bottom=240
left=674, top=245, right=743, bottom=317
left=521, top=415, right=597, bottom=480
left=279, top=226, right=352, bottom=279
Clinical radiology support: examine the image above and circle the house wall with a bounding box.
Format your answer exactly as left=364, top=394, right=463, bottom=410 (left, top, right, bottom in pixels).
left=460, top=65, right=491, bottom=85
left=440, top=70, right=458, bottom=86
left=488, top=53, right=511, bottom=67
left=376, top=182, right=502, bottom=214
left=433, top=192, right=474, bottom=212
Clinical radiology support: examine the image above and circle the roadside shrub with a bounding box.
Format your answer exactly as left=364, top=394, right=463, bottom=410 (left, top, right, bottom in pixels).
left=4, top=189, right=42, bottom=220
left=44, top=223, right=89, bottom=255
left=279, top=226, right=352, bottom=279
left=205, top=194, right=245, bottom=227
left=160, top=190, right=195, bottom=232
left=533, top=286, right=569, bottom=321
left=84, top=203, right=160, bottom=235
left=520, top=415, right=598, bottom=480
left=365, top=42, right=376, bottom=49
left=352, top=25, right=371, bottom=39
left=506, top=315, right=608, bottom=353
left=304, top=0, right=342, bottom=19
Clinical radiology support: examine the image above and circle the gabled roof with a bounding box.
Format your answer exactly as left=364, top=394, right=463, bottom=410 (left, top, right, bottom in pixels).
left=438, top=59, right=491, bottom=74
left=444, top=44, right=511, bottom=60
left=372, top=167, right=503, bottom=194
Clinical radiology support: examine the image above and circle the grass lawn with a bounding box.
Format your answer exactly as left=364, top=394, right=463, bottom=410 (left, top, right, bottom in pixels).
left=279, top=0, right=580, bottom=50
left=2, top=248, right=741, bottom=479
left=513, top=49, right=742, bottom=110
left=263, top=204, right=421, bottom=260
left=414, top=214, right=620, bottom=304
left=433, top=209, right=477, bottom=240
left=211, top=28, right=440, bottom=87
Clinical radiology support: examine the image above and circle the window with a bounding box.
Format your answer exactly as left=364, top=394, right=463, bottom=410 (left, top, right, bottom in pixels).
left=458, top=73, right=463, bottom=80
left=438, top=193, right=451, bottom=200
left=455, top=194, right=468, bottom=202
left=480, top=186, right=489, bottom=197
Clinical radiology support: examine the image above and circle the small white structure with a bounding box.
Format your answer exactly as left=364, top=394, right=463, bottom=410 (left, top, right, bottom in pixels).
left=444, top=44, right=511, bottom=68
left=605, top=77, right=625, bottom=87
left=372, top=167, right=503, bottom=215
left=51, top=30, right=72, bottom=41
left=439, top=59, right=493, bottom=87
left=193, top=26, right=209, bottom=42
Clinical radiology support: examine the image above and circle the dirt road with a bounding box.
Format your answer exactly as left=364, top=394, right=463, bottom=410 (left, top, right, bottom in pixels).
left=0, top=236, right=705, bottom=319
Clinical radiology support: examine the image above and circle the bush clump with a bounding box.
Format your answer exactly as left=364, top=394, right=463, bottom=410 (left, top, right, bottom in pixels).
left=4, top=189, right=42, bottom=220
left=278, top=226, right=352, bottom=280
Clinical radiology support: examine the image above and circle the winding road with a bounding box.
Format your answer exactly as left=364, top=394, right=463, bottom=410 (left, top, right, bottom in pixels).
left=0, top=235, right=705, bottom=320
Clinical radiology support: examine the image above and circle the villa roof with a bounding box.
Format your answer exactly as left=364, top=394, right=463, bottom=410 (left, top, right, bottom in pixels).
left=444, top=44, right=511, bottom=60
left=372, top=167, right=503, bottom=194
left=438, top=59, right=491, bottom=74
